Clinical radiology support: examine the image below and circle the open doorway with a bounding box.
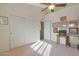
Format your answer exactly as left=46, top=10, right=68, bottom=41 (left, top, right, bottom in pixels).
left=40, top=22, right=44, bottom=40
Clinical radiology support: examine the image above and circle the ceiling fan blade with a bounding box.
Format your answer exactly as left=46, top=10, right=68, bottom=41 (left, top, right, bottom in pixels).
left=55, top=3, right=67, bottom=7
left=41, top=7, right=48, bottom=11
left=40, top=3, right=48, bottom=5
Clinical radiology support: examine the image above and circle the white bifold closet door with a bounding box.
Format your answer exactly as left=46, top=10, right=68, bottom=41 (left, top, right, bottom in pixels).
left=9, top=15, right=39, bottom=49
left=9, top=15, right=27, bottom=49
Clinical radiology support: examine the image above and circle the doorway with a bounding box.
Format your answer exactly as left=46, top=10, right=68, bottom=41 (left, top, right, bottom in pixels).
left=40, top=22, right=44, bottom=40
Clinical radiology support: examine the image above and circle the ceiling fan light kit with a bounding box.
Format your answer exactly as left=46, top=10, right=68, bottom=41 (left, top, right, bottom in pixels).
left=48, top=4, right=55, bottom=10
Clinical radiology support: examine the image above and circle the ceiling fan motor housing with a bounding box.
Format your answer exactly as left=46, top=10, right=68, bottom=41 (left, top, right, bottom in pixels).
left=51, top=9, right=54, bottom=12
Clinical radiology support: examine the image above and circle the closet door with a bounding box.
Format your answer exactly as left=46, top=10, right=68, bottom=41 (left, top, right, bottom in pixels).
left=9, top=15, right=26, bottom=49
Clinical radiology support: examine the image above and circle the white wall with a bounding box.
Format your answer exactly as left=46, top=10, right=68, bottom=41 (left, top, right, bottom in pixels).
left=0, top=3, right=42, bottom=51
left=44, top=3, right=79, bottom=45
left=0, top=5, right=10, bottom=52
left=0, top=24, right=10, bottom=52
left=44, top=20, right=51, bottom=40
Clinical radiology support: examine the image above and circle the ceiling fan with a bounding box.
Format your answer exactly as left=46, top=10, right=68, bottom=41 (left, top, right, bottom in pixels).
left=41, top=3, right=67, bottom=12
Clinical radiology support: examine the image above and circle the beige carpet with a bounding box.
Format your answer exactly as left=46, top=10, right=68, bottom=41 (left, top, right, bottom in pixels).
left=0, top=40, right=79, bottom=56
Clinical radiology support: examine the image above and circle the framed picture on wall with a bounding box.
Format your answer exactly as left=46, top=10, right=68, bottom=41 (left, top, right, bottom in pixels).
left=53, top=23, right=58, bottom=33
left=69, top=27, right=78, bottom=34
left=0, top=16, right=8, bottom=25
left=60, top=16, right=67, bottom=22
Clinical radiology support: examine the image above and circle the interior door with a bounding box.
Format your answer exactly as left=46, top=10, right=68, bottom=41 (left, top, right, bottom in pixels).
left=9, top=15, right=26, bottom=49
left=40, top=22, right=44, bottom=40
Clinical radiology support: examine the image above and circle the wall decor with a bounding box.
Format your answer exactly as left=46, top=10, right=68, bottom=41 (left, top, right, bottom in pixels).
left=60, top=16, right=67, bottom=22
left=53, top=23, right=58, bottom=33
left=69, top=27, right=78, bottom=34
left=0, top=16, right=8, bottom=25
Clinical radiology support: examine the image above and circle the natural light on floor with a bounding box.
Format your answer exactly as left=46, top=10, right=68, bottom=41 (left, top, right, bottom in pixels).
left=30, top=41, right=52, bottom=56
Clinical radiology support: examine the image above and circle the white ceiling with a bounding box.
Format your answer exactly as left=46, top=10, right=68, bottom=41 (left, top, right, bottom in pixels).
left=28, top=3, right=74, bottom=9
left=27, top=3, right=47, bottom=8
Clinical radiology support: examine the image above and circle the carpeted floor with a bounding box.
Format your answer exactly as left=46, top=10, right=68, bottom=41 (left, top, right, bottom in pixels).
left=0, top=40, right=79, bottom=56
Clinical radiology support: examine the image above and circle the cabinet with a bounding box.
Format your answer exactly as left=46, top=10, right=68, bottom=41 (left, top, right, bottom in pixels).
left=53, top=20, right=79, bottom=47
left=57, top=35, right=66, bottom=45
